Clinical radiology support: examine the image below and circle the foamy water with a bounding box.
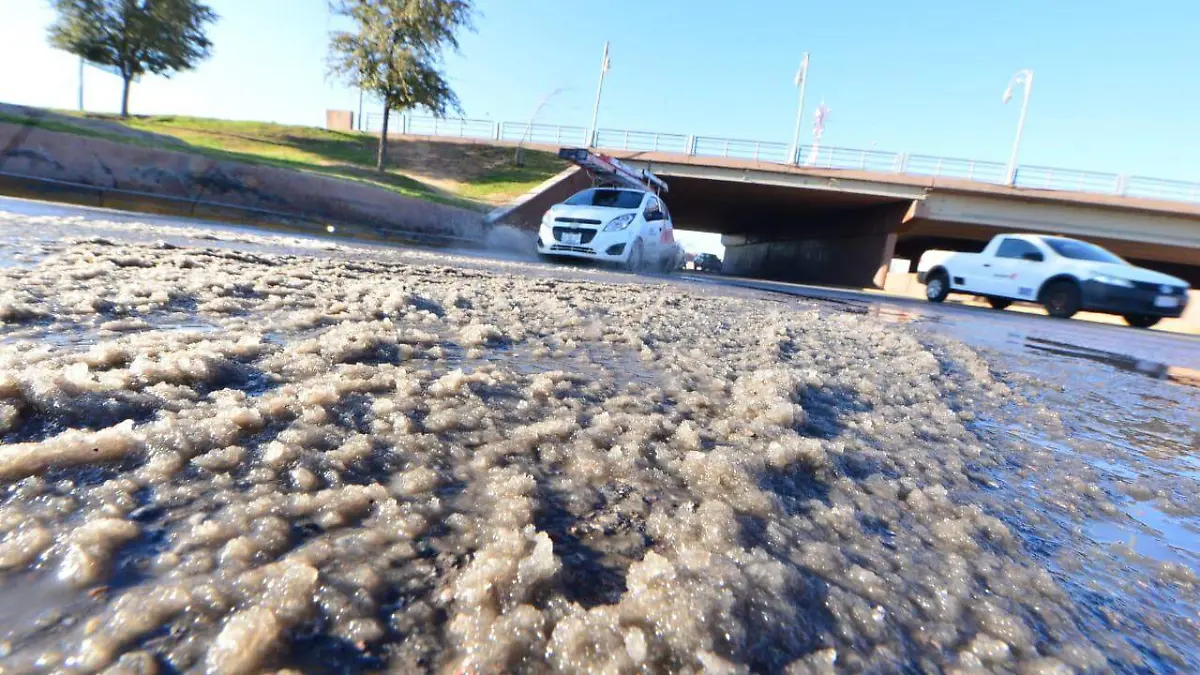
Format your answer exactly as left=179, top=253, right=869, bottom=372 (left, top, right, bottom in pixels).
left=0, top=205, right=1196, bottom=673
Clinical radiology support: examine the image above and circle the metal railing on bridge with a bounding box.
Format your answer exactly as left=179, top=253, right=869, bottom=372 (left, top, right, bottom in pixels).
left=361, top=112, right=1200, bottom=205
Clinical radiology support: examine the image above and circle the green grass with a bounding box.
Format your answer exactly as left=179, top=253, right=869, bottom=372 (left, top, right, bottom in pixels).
left=3, top=110, right=568, bottom=210
left=453, top=150, right=568, bottom=201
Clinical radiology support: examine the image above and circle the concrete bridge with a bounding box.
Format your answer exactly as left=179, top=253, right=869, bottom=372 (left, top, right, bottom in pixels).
left=496, top=148, right=1200, bottom=288
left=609, top=152, right=1200, bottom=287
left=332, top=112, right=1200, bottom=288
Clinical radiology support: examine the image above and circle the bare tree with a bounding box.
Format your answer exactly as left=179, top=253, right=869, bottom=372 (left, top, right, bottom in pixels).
left=48, top=0, right=218, bottom=118
left=328, top=0, right=473, bottom=172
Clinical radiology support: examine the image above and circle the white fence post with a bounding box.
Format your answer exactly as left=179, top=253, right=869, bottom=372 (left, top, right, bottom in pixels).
left=1115, top=174, right=1128, bottom=196
left=686, top=135, right=697, bottom=155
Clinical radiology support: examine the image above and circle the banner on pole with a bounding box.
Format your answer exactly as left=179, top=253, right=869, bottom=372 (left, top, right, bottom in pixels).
left=806, top=102, right=830, bottom=165
left=794, top=53, right=809, bottom=87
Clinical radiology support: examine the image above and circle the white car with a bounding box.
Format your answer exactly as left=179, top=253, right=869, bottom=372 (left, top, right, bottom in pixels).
left=918, top=233, right=1190, bottom=327
left=536, top=187, right=683, bottom=272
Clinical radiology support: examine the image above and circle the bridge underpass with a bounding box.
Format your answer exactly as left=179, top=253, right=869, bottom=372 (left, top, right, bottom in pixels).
left=626, top=157, right=1200, bottom=288
left=658, top=172, right=919, bottom=286
left=497, top=153, right=1200, bottom=288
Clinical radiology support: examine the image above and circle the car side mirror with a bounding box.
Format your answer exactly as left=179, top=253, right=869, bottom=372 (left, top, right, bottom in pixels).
left=1021, top=252, right=1044, bottom=262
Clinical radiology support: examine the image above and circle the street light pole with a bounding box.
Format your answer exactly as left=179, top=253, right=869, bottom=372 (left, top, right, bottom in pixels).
left=588, top=41, right=610, bottom=147
left=790, top=52, right=810, bottom=165
left=516, top=87, right=565, bottom=166
left=357, top=88, right=364, bottom=132
left=78, top=56, right=84, bottom=112
left=1002, top=69, right=1033, bottom=186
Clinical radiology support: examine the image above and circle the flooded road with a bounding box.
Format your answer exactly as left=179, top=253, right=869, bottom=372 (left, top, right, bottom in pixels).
left=0, top=197, right=1198, bottom=674
left=692, top=276, right=1200, bottom=672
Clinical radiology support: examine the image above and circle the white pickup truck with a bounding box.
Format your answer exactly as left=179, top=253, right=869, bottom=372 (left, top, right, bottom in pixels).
left=917, top=234, right=1190, bottom=327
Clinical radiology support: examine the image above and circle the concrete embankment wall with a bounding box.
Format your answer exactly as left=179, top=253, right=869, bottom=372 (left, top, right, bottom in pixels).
left=485, top=166, right=591, bottom=231
left=0, top=122, right=482, bottom=241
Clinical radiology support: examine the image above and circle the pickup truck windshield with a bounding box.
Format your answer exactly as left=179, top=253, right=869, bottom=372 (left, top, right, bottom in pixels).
left=565, top=189, right=645, bottom=209
left=1044, top=238, right=1125, bottom=264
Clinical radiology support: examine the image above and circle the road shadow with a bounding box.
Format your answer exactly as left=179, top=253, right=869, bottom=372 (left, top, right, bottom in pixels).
left=796, top=384, right=874, bottom=439
left=533, top=480, right=630, bottom=608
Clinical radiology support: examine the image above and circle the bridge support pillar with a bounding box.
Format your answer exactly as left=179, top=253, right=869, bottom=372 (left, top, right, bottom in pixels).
left=722, top=232, right=897, bottom=288
left=719, top=202, right=908, bottom=288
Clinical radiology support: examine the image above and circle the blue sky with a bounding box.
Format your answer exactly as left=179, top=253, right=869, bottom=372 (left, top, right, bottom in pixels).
left=2, top=0, right=1199, bottom=254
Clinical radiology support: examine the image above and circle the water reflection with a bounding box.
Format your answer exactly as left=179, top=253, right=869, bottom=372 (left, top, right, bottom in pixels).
left=1025, top=336, right=1200, bottom=387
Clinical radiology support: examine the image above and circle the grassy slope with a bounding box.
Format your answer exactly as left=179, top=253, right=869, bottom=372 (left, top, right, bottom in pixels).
left=1, top=110, right=567, bottom=211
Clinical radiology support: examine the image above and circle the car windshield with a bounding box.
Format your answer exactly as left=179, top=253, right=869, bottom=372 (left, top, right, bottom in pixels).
left=564, top=189, right=644, bottom=209
left=1043, top=238, right=1125, bottom=264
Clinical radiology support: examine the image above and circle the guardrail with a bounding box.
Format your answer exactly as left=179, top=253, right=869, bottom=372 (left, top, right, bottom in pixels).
left=362, top=112, right=1200, bottom=205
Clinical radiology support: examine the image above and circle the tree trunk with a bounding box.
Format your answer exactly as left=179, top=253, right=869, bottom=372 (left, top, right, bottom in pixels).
left=377, top=104, right=389, bottom=172
left=120, top=75, right=132, bottom=118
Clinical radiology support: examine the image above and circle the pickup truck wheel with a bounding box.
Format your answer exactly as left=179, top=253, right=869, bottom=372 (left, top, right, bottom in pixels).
left=1041, top=280, right=1081, bottom=319
left=924, top=272, right=950, bottom=303
left=987, top=297, right=1012, bottom=310
left=1123, top=314, right=1161, bottom=328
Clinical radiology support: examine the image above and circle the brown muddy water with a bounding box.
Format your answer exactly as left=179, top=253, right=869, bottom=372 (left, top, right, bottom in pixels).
left=0, top=199, right=1197, bottom=674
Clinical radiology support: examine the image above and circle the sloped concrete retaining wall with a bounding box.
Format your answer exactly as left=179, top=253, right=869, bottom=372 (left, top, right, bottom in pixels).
left=0, top=122, right=482, bottom=240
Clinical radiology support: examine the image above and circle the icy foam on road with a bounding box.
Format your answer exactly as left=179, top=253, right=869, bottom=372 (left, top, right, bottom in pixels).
left=0, top=218, right=1195, bottom=673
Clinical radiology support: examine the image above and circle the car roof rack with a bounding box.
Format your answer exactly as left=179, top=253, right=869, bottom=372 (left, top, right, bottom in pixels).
left=557, top=147, right=668, bottom=194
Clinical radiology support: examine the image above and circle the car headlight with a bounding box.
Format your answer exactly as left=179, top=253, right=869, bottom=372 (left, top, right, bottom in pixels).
left=604, top=214, right=636, bottom=232
left=1090, top=274, right=1134, bottom=288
